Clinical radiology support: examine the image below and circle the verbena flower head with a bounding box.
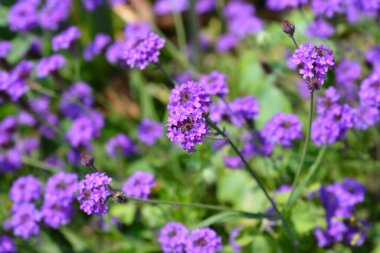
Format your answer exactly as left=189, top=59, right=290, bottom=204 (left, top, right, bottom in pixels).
left=106, top=134, right=135, bottom=158
left=158, top=222, right=189, bottom=253
left=310, top=0, right=345, bottom=17
left=0, top=147, right=22, bottom=172
left=36, top=54, right=66, bottom=78
left=353, top=105, right=380, bottom=130
left=154, top=0, right=188, bottom=15
left=38, top=0, right=72, bottom=30
left=196, top=0, right=216, bottom=14
left=229, top=16, right=264, bottom=38
left=224, top=1, right=255, bottom=19
left=230, top=96, right=259, bottom=122
left=137, top=119, right=163, bottom=146
left=168, top=81, right=211, bottom=113
left=123, top=31, right=165, bottom=70
left=216, top=34, right=239, bottom=53
left=8, top=1, right=38, bottom=32
left=9, top=175, right=42, bottom=204
left=289, top=43, right=334, bottom=91
left=52, top=26, right=81, bottom=51
left=10, top=203, right=41, bottom=240
left=359, top=74, right=380, bottom=107
left=0, top=235, right=16, bottom=253
left=199, top=71, right=229, bottom=97
left=261, top=113, right=303, bottom=147
left=366, top=45, right=380, bottom=67
left=77, top=172, right=112, bottom=216
left=122, top=171, right=156, bottom=199
left=124, top=22, right=151, bottom=39
left=267, top=0, right=307, bottom=10
left=317, top=87, right=340, bottom=115
left=83, top=33, right=111, bottom=61
left=60, top=82, right=94, bottom=119
left=167, top=108, right=210, bottom=152
left=306, top=19, right=335, bottom=39
left=0, top=41, right=12, bottom=59
left=335, top=60, right=361, bottom=84
left=43, top=172, right=78, bottom=206
left=106, top=41, right=126, bottom=64
left=185, top=228, right=223, bottom=253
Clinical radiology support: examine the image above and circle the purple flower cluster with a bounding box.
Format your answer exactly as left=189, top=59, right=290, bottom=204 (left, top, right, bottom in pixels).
left=261, top=113, right=303, bottom=147
left=77, top=172, right=112, bottom=216
left=217, top=0, right=263, bottom=52
left=36, top=54, right=66, bottom=78
left=106, top=134, right=135, bottom=158
left=84, top=33, right=111, bottom=61
left=0, top=41, right=12, bottom=58
left=123, top=31, right=165, bottom=70
left=267, top=0, right=307, bottom=10
left=137, top=119, right=163, bottom=146
left=359, top=74, right=380, bottom=108
left=158, top=223, right=223, bottom=253
left=52, top=26, right=81, bottom=51
left=167, top=81, right=211, bottom=152
left=290, top=43, right=334, bottom=90
left=122, top=171, right=156, bottom=199
left=82, top=0, right=104, bottom=11
left=306, top=19, right=335, bottom=39
left=9, top=175, right=42, bottom=204
left=0, top=236, right=16, bottom=253
left=60, top=82, right=94, bottom=119
left=314, top=179, right=368, bottom=248
left=41, top=172, right=78, bottom=228
left=154, top=0, right=215, bottom=15
left=199, top=71, right=229, bottom=97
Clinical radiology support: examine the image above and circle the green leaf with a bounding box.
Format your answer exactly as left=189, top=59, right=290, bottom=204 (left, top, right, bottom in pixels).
left=7, top=36, right=33, bottom=64
left=109, top=203, right=136, bottom=225
left=0, top=7, right=8, bottom=27
left=290, top=202, right=326, bottom=235
left=251, top=235, right=274, bottom=253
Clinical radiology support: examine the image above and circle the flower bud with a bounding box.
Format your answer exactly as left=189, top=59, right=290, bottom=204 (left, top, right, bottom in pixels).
left=282, top=19, right=295, bottom=37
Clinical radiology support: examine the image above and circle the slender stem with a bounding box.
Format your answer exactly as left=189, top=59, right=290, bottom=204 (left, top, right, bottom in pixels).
left=292, top=92, right=315, bottom=189
left=173, top=11, right=187, bottom=54
left=290, top=36, right=299, bottom=49
left=154, top=63, right=177, bottom=88
left=285, top=145, right=327, bottom=212
left=126, top=197, right=275, bottom=219
left=206, top=118, right=298, bottom=249
left=22, top=156, right=61, bottom=172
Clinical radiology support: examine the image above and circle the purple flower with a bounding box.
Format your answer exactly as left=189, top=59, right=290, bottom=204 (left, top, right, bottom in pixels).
left=311, top=115, right=341, bottom=146
left=175, top=71, right=194, bottom=84
left=359, top=74, right=380, bottom=107
left=199, top=71, right=229, bottom=97
left=8, top=2, right=38, bottom=32
left=84, top=33, right=111, bottom=61
left=154, top=0, right=188, bottom=15
left=346, top=228, right=367, bottom=247
left=306, top=19, right=335, bottom=39
left=314, top=228, right=333, bottom=247
left=38, top=0, right=72, bottom=30
left=66, top=111, right=104, bottom=148
left=106, top=41, right=126, bottom=64
left=185, top=228, right=223, bottom=253
left=366, top=45, right=380, bottom=67
left=123, top=31, right=165, bottom=69
left=137, top=118, right=163, bottom=146
left=229, top=226, right=242, bottom=253
left=230, top=96, right=259, bottom=123
left=261, top=113, right=303, bottom=147
left=52, top=26, right=81, bottom=51
left=0, top=116, right=17, bottom=146
left=223, top=156, right=244, bottom=169
left=16, top=137, right=39, bottom=154
left=60, top=82, right=94, bottom=119
left=0, top=236, right=16, bottom=253
left=353, top=105, right=379, bottom=130
left=224, top=1, right=255, bottom=19
left=267, top=0, right=307, bottom=10
left=167, top=108, right=210, bottom=152
left=82, top=0, right=104, bottom=11
left=124, top=22, right=152, bottom=39
left=335, top=60, right=361, bottom=84
left=317, top=87, right=340, bottom=115
left=36, top=54, right=66, bottom=78
left=216, top=34, right=239, bottom=53
left=43, top=172, right=78, bottom=206
left=168, top=81, right=211, bottom=113
left=229, top=16, right=264, bottom=38
left=196, top=0, right=216, bottom=14
left=0, top=148, right=22, bottom=172
left=41, top=203, right=74, bottom=229
left=45, top=155, right=65, bottom=169
left=109, top=0, right=128, bottom=6
left=122, top=171, right=156, bottom=199
left=9, top=175, right=42, bottom=204
left=289, top=43, right=334, bottom=89
left=310, top=0, right=344, bottom=17
left=158, top=222, right=189, bottom=253
left=77, top=172, right=112, bottom=216
left=10, top=203, right=41, bottom=240
left=106, top=134, right=135, bottom=158
left=0, top=41, right=12, bottom=58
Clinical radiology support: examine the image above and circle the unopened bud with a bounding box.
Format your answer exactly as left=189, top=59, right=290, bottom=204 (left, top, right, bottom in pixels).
left=282, top=19, right=295, bottom=37
left=307, top=78, right=321, bottom=93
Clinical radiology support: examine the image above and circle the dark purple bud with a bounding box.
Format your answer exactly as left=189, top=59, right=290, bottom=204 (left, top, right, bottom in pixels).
left=80, top=153, right=94, bottom=167
left=282, top=19, right=295, bottom=37
left=307, top=78, right=321, bottom=93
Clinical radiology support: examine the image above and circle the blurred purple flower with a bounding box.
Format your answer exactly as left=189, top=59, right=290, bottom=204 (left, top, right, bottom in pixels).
left=124, top=22, right=152, bottom=39
left=335, top=60, right=361, bottom=84
left=52, top=26, right=81, bottom=51
left=82, top=0, right=104, bottom=11
left=9, top=175, right=42, bottom=204
left=0, top=236, right=16, bottom=253
left=60, top=82, right=94, bottom=119
left=216, top=34, right=239, bottom=53
left=84, top=33, right=111, bottom=61
left=310, top=0, right=344, bottom=17
left=36, top=54, right=66, bottom=78
left=10, top=203, right=41, bottom=240
left=38, top=0, right=72, bottom=30
left=106, top=41, right=126, bottom=64
left=122, top=171, right=156, bottom=199
left=224, top=156, right=244, bottom=169
left=306, top=19, right=335, bottom=39
left=0, top=41, right=12, bottom=59
left=199, top=71, right=229, bottom=97
left=267, top=0, right=307, bottom=10
left=8, top=2, right=38, bottom=32
left=353, top=105, right=379, bottom=130
left=154, top=0, right=188, bottom=15
left=229, top=226, right=242, bottom=252
left=158, top=222, right=188, bottom=253
left=106, top=134, right=135, bottom=158
left=137, top=118, right=163, bottom=146
left=185, top=228, right=223, bottom=252
left=359, top=74, right=380, bottom=107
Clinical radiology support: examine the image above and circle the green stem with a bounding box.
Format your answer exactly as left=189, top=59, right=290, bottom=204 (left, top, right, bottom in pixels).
left=285, top=145, right=327, bottom=212
left=22, top=156, right=61, bottom=172
left=173, top=11, right=187, bottom=54
left=206, top=118, right=298, bottom=250
left=154, top=63, right=177, bottom=87
left=292, top=92, right=315, bottom=189
left=126, top=197, right=275, bottom=219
